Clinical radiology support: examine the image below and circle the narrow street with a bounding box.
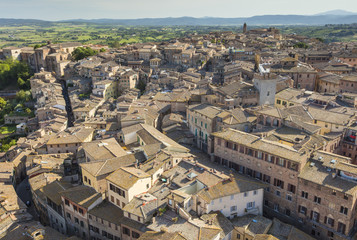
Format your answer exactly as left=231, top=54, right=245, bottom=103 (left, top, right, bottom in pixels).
left=60, top=79, right=75, bottom=127
left=16, top=177, right=39, bottom=221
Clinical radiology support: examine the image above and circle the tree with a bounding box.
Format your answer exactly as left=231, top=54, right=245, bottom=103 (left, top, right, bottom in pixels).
left=293, top=42, right=309, bottom=49
left=100, top=48, right=106, bottom=52
left=137, top=79, right=146, bottom=95
left=0, top=97, right=6, bottom=110
left=72, top=47, right=98, bottom=61
left=16, top=90, right=31, bottom=102
left=16, top=90, right=26, bottom=102
left=17, top=77, right=26, bottom=89
left=110, top=41, right=120, bottom=49
left=0, top=58, right=32, bottom=90
left=25, top=108, right=32, bottom=115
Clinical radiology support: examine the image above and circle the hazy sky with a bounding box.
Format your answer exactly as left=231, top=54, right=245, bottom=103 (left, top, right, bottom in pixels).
left=1, top=0, right=357, bottom=20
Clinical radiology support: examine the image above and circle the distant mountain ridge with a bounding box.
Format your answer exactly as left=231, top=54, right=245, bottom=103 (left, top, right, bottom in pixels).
left=1, top=12, right=357, bottom=26
left=314, top=9, right=356, bottom=16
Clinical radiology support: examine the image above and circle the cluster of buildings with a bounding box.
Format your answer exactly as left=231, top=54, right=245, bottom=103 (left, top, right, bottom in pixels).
left=2, top=24, right=357, bottom=240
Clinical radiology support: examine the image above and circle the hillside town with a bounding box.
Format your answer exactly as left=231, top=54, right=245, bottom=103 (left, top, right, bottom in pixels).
left=1, top=24, right=357, bottom=240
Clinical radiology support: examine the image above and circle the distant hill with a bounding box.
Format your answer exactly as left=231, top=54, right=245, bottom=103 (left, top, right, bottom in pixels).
left=60, top=15, right=357, bottom=26
left=1, top=13, right=357, bottom=26
left=0, top=18, right=53, bottom=27
left=315, top=10, right=357, bottom=16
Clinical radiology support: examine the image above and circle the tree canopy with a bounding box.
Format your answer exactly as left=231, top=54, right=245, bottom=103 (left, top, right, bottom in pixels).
left=0, top=58, right=32, bottom=90
left=293, top=42, right=309, bottom=49
left=110, top=41, right=121, bottom=49
left=72, top=47, right=98, bottom=61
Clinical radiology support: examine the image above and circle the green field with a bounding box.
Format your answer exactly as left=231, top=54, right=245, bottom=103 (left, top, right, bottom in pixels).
left=0, top=23, right=218, bottom=48
left=0, top=22, right=356, bottom=49
left=280, top=24, right=357, bottom=43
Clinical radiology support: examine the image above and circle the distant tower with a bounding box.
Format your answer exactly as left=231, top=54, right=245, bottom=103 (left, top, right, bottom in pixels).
left=243, top=23, right=247, bottom=34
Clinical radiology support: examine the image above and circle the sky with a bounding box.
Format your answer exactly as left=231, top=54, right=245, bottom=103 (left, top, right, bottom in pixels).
left=1, top=0, right=357, bottom=20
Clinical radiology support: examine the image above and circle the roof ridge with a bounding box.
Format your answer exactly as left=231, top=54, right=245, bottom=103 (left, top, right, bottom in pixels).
left=57, top=181, right=67, bottom=191
left=95, top=160, right=108, bottom=176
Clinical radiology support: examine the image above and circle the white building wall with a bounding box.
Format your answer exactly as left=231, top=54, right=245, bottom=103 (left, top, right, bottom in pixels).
left=207, top=189, right=264, bottom=218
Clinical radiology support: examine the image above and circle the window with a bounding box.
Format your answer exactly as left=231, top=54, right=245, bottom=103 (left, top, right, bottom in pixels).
left=264, top=175, right=271, bottom=183
left=325, top=217, right=335, bottom=227
left=286, top=194, right=292, bottom=201
left=102, top=230, right=108, bottom=237
left=88, top=179, right=91, bottom=185
left=344, top=194, right=349, bottom=200
left=84, top=176, right=87, bottom=182
left=75, top=217, right=79, bottom=224
left=80, top=221, right=84, bottom=227
left=274, top=203, right=279, bottom=212
left=132, top=231, right=140, bottom=239
left=244, top=192, right=248, bottom=197
left=253, top=190, right=257, bottom=195
left=340, top=206, right=348, bottom=215
left=287, top=184, right=296, bottom=194
left=299, top=205, right=307, bottom=215
left=277, top=158, right=284, bottom=166
left=301, top=191, right=308, bottom=199
left=337, top=222, right=346, bottom=235
left=311, top=211, right=320, bottom=222
left=274, top=178, right=284, bottom=189
left=231, top=206, right=237, bottom=212
left=65, top=199, right=70, bottom=206
left=146, top=184, right=149, bottom=189
left=237, top=233, right=241, bottom=239
left=205, top=123, right=207, bottom=129
left=275, top=190, right=281, bottom=197
left=66, top=213, right=71, bottom=219
left=123, top=227, right=130, bottom=236
left=79, top=208, right=83, bottom=215
left=285, top=208, right=291, bottom=216
left=314, top=196, right=321, bottom=204
left=247, top=202, right=255, bottom=209
left=73, top=205, right=77, bottom=212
